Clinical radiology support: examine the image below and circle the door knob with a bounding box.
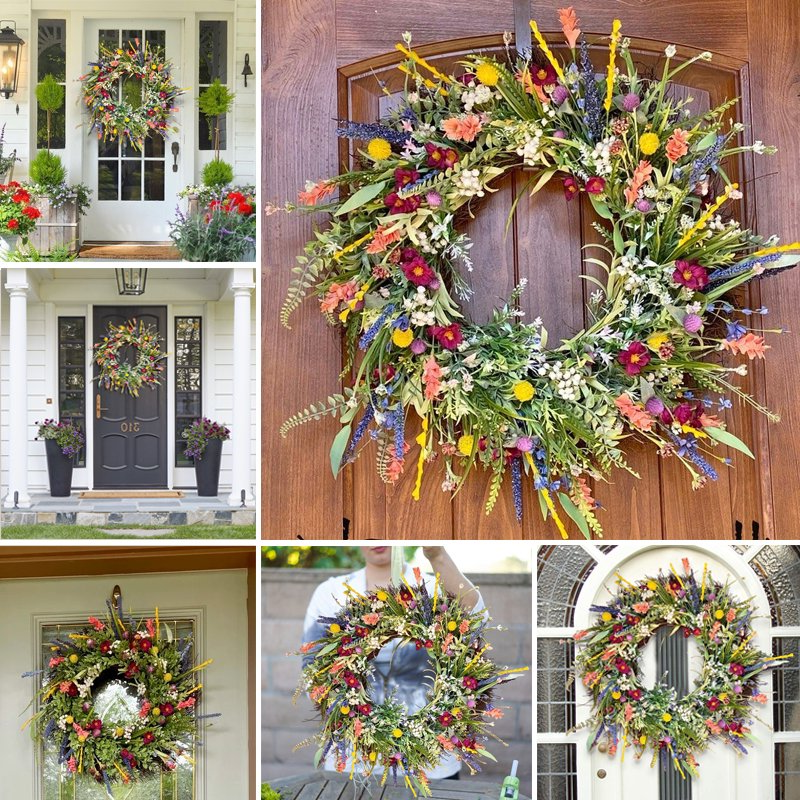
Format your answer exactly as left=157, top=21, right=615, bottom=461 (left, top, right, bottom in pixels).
left=171, top=141, right=179, bottom=172
left=96, top=394, right=109, bottom=419
left=597, top=769, right=607, bottom=779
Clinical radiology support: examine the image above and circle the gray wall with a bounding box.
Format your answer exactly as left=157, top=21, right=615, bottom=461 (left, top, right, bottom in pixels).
left=261, top=568, right=532, bottom=797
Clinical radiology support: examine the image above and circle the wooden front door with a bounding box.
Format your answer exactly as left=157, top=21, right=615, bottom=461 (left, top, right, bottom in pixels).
left=93, top=306, right=168, bottom=488
left=263, top=1, right=800, bottom=539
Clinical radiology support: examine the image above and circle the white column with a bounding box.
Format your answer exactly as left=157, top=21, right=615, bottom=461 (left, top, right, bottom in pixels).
left=3, top=269, right=31, bottom=508
left=227, top=269, right=255, bottom=506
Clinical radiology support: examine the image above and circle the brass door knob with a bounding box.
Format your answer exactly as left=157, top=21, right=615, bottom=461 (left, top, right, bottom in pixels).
left=96, top=394, right=109, bottom=419
left=597, top=769, right=607, bottom=779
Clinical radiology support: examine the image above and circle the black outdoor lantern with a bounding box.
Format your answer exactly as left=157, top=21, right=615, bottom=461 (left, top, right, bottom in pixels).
left=241, top=53, right=253, bottom=87
left=0, top=22, right=24, bottom=101
left=115, top=268, right=148, bottom=296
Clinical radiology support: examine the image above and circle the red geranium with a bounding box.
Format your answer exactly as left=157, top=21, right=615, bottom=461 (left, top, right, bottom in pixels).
left=7, top=218, right=19, bottom=230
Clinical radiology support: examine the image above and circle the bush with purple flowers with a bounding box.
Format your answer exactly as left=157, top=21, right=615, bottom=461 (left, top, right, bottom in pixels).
left=36, top=418, right=85, bottom=457
left=182, top=417, right=231, bottom=461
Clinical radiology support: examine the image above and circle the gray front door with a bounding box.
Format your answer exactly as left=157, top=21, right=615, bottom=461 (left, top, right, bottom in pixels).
left=92, top=306, right=167, bottom=488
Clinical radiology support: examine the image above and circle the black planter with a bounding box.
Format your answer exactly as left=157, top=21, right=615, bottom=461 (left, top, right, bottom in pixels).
left=45, top=438, right=74, bottom=497
left=194, top=438, right=223, bottom=496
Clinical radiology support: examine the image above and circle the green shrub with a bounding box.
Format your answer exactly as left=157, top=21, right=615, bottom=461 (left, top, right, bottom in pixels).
left=202, top=159, right=234, bottom=188
left=4, top=242, right=77, bottom=261
left=35, top=75, right=65, bottom=151
left=29, top=150, right=66, bottom=188
left=261, top=785, right=280, bottom=800
left=198, top=79, right=235, bottom=159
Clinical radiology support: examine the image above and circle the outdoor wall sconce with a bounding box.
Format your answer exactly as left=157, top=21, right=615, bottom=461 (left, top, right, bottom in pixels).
left=0, top=22, right=24, bottom=101
left=115, top=268, right=148, bottom=296
left=241, top=53, right=253, bottom=87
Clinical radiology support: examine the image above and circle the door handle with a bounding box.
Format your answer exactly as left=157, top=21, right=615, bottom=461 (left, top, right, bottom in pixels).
left=171, top=141, right=179, bottom=172
left=96, top=394, right=109, bottom=419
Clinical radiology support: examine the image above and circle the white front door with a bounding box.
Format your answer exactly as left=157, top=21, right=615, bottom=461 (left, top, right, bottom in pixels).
left=82, top=20, right=184, bottom=242
left=575, top=545, right=773, bottom=800
left=0, top=569, right=249, bottom=798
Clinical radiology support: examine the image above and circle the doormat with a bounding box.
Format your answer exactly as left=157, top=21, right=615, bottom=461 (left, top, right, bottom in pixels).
left=79, top=490, right=185, bottom=498
left=78, top=243, right=180, bottom=260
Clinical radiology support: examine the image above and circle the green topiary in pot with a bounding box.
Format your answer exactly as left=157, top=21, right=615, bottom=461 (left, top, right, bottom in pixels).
left=202, top=159, right=234, bottom=188
left=198, top=79, right=235, bottom=161
left=29, top=150, right=67, bottom=189
left=35, top=75, right=65, bottom=152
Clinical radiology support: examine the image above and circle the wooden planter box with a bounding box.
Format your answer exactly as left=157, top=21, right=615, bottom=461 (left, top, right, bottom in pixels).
left=27, top=197, right=80, bottom=254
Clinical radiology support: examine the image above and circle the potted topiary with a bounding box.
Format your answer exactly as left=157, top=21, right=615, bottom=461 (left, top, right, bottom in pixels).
left=37, top=419, right=84, bottom=497
left=182, top=417, right=231, bottom=496
left=26, top=75, right=90, bottom=255
left=198, top=78, right=235, bottom=188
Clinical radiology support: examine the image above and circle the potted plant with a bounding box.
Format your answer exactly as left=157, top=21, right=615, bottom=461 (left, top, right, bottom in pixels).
left=0, top=182, right=41, bottom=259
left=37, top=419, right=84, bottom=497
left=198, top=78, right=235, bottom=188
left=169, top=188, right=255, bottom=261
left=182, top=417, right=230, bottom=496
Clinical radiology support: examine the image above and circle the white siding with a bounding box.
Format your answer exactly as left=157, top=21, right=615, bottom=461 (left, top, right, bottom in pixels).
left=0, top=1, right=32, bottom=179
left=232, top=0, right=256, bottom=184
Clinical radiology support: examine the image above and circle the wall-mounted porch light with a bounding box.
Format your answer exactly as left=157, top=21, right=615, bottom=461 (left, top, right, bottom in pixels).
left=0, top=22, right=24, bottom=101
left=115, top=268, right=148, bottom=296
left=241, top=53, right=253, bottom=88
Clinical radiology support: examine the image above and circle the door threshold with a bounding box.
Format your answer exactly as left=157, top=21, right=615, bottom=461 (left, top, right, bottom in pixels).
left=78, top=242, right=180, bottom=261
left=80, top=490, right=183, bottom=498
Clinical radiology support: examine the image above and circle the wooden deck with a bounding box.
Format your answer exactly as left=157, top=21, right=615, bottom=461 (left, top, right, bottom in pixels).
left=271, top=772, right=530, bottom=800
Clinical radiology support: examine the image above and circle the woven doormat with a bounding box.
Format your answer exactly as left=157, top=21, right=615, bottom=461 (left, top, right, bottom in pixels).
left=79, top=490, right=184, bottom=499
left=78, top=243, right=180, bottom=260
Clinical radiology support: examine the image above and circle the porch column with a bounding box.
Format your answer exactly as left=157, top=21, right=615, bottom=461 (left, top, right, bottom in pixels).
left=3, top=269, right=31, bottom=508
left=228, top=269, right=255, bottom=507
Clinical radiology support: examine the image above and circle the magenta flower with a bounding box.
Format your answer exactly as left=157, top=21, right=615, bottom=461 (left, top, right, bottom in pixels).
left=394, top=168, right=420, bottom=189
left=617, top=342, right=651, bottom=375
left=673, top=260, right=709, bottom=290
left=428, top=323, right=463, bottom=350
left=410, top=339, right=427, bottom=355
left=425, top=142, right=459, bottom=170
left=683, top=313, right=703, bottom=333
left=585, top=176, right=606, bottom=195
left=563, top=176, right=580, bottom=201
left=384, top=192, right=421, bottom=214
left=622, top=93, right=641, bottom=112
left=402, top=257, right=437, bottom=287
left=645, top=396, right=665, bottom=415
left=729, top=663, right=745, bottom=677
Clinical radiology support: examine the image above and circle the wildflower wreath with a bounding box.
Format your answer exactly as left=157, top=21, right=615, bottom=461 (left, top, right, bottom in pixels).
left=80, top=39, right=183, bottom=151
left=296, top=568, right=527, bottom=796
left=574, top=559, right=792, bottom=778
left=279, top=7, right=800, bottom=537
left=93, top=320, right=167, bottom=397
left=23, top=596, right=214, bottom=790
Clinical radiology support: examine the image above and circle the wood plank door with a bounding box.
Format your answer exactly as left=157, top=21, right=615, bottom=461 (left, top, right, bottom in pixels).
left=263, top=1, right=800, bottom=540
left=93, top=306, right=168, bottom=489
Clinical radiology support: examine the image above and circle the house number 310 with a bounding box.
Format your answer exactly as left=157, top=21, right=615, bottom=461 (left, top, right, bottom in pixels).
left=120, top=422, right=141, bottom=432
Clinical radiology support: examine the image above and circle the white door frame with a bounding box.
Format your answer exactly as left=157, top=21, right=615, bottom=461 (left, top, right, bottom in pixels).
left=571, top=543, right=774, bottom=800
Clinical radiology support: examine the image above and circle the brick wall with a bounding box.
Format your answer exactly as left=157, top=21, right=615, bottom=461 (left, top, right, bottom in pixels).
left=261, top=569, right=533, bottom=797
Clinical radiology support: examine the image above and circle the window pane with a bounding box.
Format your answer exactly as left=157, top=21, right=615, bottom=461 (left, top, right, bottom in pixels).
left=175, top=318, right=202, bottom=467
left=537, top=743, right=577, bottom=800
left=58, top=317, right=85, bottom=467
left=199, top=112, right=227, bottom=152
left=98, top=161, right=118, bottom=200
left=774, top=637, right=800, bottom=731
left=537, top=639, right=575, bottom=733
left=121, top=29, right=143, bottom=50
left=120, top=161, right=142, bottom=201
left=144, top=160, right=165, bottom=201
left=98, top=29, right=118, bottom=52
left=199, top=21, right=227, bottom=83
left=145, top=135, right=165, bottom=159
left=146, top=29, right=166, bottom=53
left=775, top=743, right=800, bottom=800
left=37, top=20, right=67, bottom=150
left=751, top=546, right=800, bottom=626
left=537, top=545, right=598, bottom=628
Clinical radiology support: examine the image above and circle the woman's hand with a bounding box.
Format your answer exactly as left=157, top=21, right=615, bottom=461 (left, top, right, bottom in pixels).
left=422, top=547, right=479, bottom=611
left=422, top=546, right=446, bottom=566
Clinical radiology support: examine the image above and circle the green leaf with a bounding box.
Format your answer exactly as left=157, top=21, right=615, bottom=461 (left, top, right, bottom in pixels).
left=476, top=748, right=497, bottom=762
left=694, top=130, right=718, bottom=151
left=706, top=426, right=755, bottom=459
left=538, top=489, right=549, bottom=521
left=334, top=181, right=387, bottom=217
left=330, top=424, right=353, bottom=477
left=612, top=223, right=624, bottom=255
left=588, top=194, right=614, bottom=220
left=558, top=492, right=591, bottom=539
left=313, top=747, right=325, bottom=768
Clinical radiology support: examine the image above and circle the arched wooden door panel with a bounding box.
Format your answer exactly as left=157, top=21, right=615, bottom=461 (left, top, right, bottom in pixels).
left=263, top=1, right=798, bottom=540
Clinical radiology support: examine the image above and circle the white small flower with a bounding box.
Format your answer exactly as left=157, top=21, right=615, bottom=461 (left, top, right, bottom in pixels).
left=665, top=44, right=677, bottom=58
left=752, top=140, right=766, bottom=155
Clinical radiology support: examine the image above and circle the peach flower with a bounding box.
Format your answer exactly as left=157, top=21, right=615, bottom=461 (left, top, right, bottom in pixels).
left=442, top=114, right=483, bottom=142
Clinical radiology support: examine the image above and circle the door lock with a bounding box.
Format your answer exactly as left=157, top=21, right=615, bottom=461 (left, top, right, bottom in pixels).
left=596, top=769, right=607, bottom=779
left=171, top=141, right=179, bottom=172
left=96, top=394, right=109, bottom=419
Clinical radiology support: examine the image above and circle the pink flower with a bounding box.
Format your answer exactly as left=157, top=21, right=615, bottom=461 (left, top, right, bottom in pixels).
left=563, top=176, right=579, bottom=201
left=672, top=260, right=709, bottom=290
left=428, top=323, right=463, bottom=350
left=362, top=612, right=381, bottom=625
left=402, top=257, right=437, bottom=287
left=585, top=176, right=606, bottom=195
left=177, top=697, right=197, bottom=710
left=88, top=616, right=105, bottom=631
left=617, top=342, right=651, bottom=375
left=320, top=281, right=358, bottom=314
left=726, top=608, right=737, bottom=622
left=573, top=629, right=588, bottom=641
left=49, top=656, right=65, bottom=668
left=632, top=602, right=651, bottom=614
left=442, top=114, right=483, bottom=142
left=666, top=129, right=690, bottom=162
left=683, top=313, right=703, bottom=333
left=422, top=356, right=444, bottom=401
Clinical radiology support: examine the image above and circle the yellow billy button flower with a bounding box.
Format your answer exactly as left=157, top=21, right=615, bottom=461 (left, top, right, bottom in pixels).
left=392, top=327, right=414, bottom=348
left=164, top=673, right=172, bottom=682
left=65, top=715, right=74, bottom=724
left=151, top=646, right=158, bottom=655
left=475, top=62, right=500, bottom=87
left=662, top=712, right=672, bottom=722
left=152, top=707, right=161, bottom=717
left=367, top=137, right=392, bottom=161
left=369, top=752, right=377, bottom=762
left=115, top=727, right=124, bottom=737
left=513, top=381, right=535, bottom=402
left=639, top=132, right=660, bottom=155
left=647, top=580, right=658, bottom=591
left=714, top=609, right=724, bottom=620
left=601, top=612, right=613, bottom=622
left=447, top=621, right=457, bottom=631
left=330, top=623, right=341, bottom=634
left=457, top=434, right=475, bottom=456
left=611, top=691, right=622, bottom=700
left=647, top=333, right=669, bottom=351
left=639, top=735, right=647, bottom=745
left=340, top=706, right=351, bottom=715
left=392, top=728, right=403, bottom=738
left=376, top=590, right=388, bottom=602
left=69, top=654, right=79, bottom=664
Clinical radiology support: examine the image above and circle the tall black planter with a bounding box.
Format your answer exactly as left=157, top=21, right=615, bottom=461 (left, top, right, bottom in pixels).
left=45, top=438, right=74, bottom=497
left=194, top=438, right=223, bottom=496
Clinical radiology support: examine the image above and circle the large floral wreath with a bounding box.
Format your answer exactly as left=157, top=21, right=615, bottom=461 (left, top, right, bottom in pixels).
left=279, top=7, right=800, bottom=537
left=574, top=559, right=792, bottom=777
left=296, top=568, right=526, bottom=796
left=81, top=39, right=183, bottom=151
left=93, top=320, right=166, bottom=397
left=24, top=599, right=214, bottom=790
